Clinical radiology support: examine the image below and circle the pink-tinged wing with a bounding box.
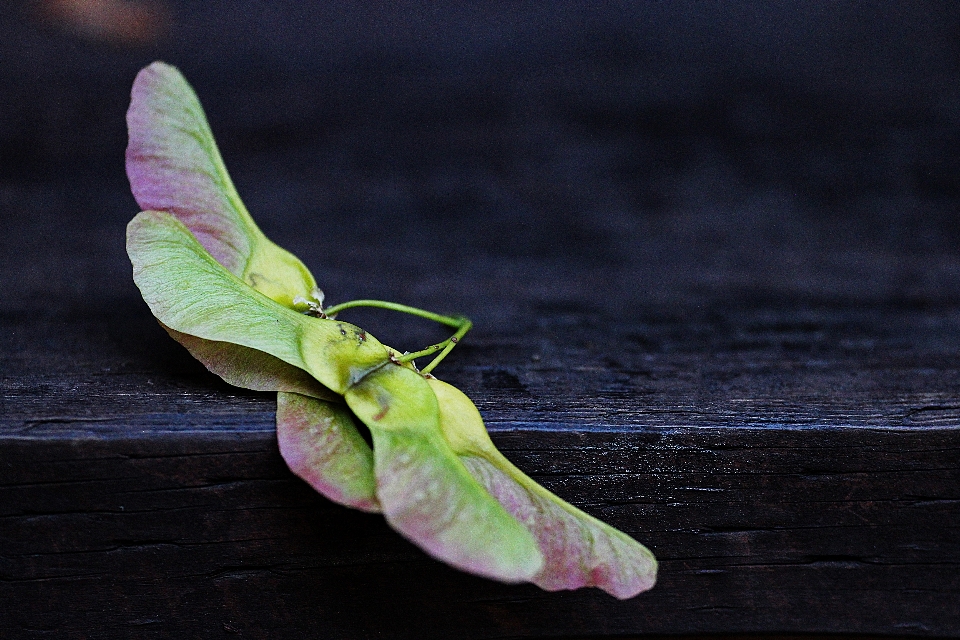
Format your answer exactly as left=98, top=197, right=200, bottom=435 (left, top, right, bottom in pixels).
left=126, top=61, right=251, bottom=275
left=460, top=456, right=657, bottom=599
left=428, top=378, right=657, bottom=599
left=126, top=62, right=317, bottom=308
left=162, top=324, right=337, bottom=400
left=277, top=392, right=380, bottom=513
left=345, top=365, right=543, bottom=583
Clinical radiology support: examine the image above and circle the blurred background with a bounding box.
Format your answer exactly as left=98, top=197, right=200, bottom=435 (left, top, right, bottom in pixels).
left=3, top=1, right=960, bottom=331
left=5, top=6, right=960, bottom=635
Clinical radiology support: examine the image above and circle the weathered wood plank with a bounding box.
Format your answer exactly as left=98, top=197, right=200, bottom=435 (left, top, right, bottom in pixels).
left=3, top=306, right=959, bottom=637
left=2, top=424, right=957, bottom=637
left=3, top=4, right=960, bottom=634
left=3, top=224, right=960, bottom=638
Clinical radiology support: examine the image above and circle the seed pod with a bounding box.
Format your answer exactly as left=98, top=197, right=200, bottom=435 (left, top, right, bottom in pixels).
left=124, top=60, right=657, bottom=596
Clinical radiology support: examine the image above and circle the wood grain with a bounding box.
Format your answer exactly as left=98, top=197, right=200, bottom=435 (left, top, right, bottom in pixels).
left=2, top=304, right=958, bottom=637
left=3, top=5, right=960, bottom=636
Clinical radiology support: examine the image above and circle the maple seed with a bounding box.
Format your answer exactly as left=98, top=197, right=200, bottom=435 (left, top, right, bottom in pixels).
left=124, top=60, right=657, bottom=599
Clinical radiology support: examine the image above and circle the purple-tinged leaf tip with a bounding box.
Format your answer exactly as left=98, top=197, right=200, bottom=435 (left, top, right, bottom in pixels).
left=126, top=61, right=251, bottom=275
left=277, top=392, right=380, bottom=513
left=126, top=62, right=316, bottom=308
left=429, top=378, right=657, bottom=599
left=460, top=456, right=657, bottom=599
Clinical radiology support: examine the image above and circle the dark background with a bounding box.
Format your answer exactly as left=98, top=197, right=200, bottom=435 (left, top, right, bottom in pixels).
left=3, top=3, right=960, bottom=637
left=3, top=1, right=960, bottom=333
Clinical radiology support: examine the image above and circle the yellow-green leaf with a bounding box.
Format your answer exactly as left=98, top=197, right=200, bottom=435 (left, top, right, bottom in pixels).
left=163, top=324, right=337, bottom=400
left=429, top=378, right=657, bottom=598
left=127, top=210, right=390, bottom=394
left=346, top=365, right=543, bottom=582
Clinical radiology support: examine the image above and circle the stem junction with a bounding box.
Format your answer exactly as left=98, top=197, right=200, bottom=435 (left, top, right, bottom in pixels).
left=321, top=299, right=472, bottom=375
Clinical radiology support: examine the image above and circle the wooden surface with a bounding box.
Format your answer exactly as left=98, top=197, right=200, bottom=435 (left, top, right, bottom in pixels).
left=2, top=3, right=960, bottom=637
left=4, top=300, right=960, bottom=637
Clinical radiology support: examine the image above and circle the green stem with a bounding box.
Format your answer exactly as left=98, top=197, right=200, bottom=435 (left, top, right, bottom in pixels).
left=423, top=319, right=472, bottom=374
left=324, top=299, right=462, bottom=327
left=322, top=299, right=471, bottom=374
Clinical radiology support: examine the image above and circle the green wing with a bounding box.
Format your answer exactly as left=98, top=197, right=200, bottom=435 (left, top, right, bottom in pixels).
left=346, top=365, right=543, bottom=582
left=429, top=378, right=657, bottom=598
left=127, top=210, right=390, bottom=394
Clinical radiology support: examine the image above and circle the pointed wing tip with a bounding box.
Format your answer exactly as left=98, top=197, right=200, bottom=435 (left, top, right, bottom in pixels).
left=598, top=565, right=658, bottom=600
left=276, top=394, right=382, bottom=514
left=126, top=209, right=179, bottom=242
left=455, top=454, right=660, bottom=598
left=591, top=544, right=658, bottom=599
left=533, top=556, right=657, bottom=599
left=129, top=61, right=182, bottom=111
left=278, top=439, right=383, bottom=514
left=134, top=60, right=179, bottom=84
left=536, top=562, right=657, bottom=599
